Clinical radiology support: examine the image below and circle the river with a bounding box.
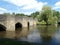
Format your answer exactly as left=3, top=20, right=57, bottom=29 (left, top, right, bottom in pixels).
left=0, top=25, right=60, bottom=45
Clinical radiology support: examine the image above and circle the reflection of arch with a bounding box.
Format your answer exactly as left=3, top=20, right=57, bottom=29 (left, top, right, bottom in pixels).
left=0, top=24, right=6, bottom=31
left=15, top=22, right=22, bottom=30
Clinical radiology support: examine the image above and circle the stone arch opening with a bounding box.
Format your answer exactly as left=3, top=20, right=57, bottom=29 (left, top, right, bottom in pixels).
left=15, top=22, right=22, bottom=30
left=0, top=24, right=6, bottom=31
left=27, top=22, right=30, bottom=28
left=58, top=22, right=60, bottom=24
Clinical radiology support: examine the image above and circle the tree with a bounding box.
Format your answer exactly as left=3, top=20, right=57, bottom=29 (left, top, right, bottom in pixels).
left=30, top=11, right=39, bottom=18
left=53, top=10, right=60, bottom=17
left=39, top=5, right=52, bottom=24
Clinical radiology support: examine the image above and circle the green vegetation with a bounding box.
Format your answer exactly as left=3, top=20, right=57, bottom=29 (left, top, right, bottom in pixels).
left=40, top=5, right=52, bottom=24
left=15, top=13, right=25, bottom=16
left=30, top=5, right=60, bottom=25
left=37, top=20, right=46, bottom=25
left=30, top=11, right=39, bottom=18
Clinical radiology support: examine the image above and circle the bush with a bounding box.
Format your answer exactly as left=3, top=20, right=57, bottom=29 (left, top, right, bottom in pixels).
left=37, top=20, right=46, bottom=25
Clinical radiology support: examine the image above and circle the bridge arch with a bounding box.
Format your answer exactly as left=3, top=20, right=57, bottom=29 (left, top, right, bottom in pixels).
left=15, top=22, right=22, bottom=30
left=0, top=24, right=6, bottom=31
left=27, top=22, right=30, bottom=27
left=58, top=22, right=60, bottom=24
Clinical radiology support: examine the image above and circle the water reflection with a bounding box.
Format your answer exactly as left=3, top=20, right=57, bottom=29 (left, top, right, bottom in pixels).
left=0, top=25, right=60, bottom=45
left=20, top=28, right=41, bottom=43
left=37, top=25, right=58, bottom=45
left=15, top=28, right=29, bottom=39
left=38, top=25, right=57, bottom=39
left=40, top=26, right=52, bottom=41
left=0, top=31, right=6, bottom=38
left=52, top=26, right=60, bottom=44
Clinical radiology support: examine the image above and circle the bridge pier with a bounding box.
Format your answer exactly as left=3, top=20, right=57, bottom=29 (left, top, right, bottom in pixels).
left=22, top=18, right=27, bottom=27
left=6, top=15, right=15, bottom=31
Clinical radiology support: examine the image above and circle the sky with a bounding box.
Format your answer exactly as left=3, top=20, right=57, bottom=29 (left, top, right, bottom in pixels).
left=0, top=0, right=60, bottom=15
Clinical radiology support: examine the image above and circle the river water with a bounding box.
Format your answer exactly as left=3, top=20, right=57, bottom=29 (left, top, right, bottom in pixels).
left=0, top=25, right=60, bottom=45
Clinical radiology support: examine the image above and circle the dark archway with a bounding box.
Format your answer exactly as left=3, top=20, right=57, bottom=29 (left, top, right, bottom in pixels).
left=15, top=22, right=22, bottom=30
left=58, top=22, right=60, bottom=25
left=0, top=24, right=6, bottom=31
left=27, top=22, right=30, bottom=29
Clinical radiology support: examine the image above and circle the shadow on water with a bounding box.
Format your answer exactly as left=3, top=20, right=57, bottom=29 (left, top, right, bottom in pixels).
left=0, top=38, right=40, bottom=45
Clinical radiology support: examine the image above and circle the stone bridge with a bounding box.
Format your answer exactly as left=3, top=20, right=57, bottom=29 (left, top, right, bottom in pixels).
left=0, top=15, right=36, bottom=31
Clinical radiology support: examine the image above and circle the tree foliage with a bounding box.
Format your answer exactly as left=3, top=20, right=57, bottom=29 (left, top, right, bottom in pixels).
left=30, top=11, right=39, bottom=18
left=53, top=10, right=60, bottom=17
left=40, top=5, right=52, bottom=24
left=16, top=13, right=25, bottom=16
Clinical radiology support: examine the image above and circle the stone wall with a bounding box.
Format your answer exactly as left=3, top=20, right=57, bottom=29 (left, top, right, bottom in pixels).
left=0, top=15, right=7, bottom=28
left=6, top=15, right=15, bottom=31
